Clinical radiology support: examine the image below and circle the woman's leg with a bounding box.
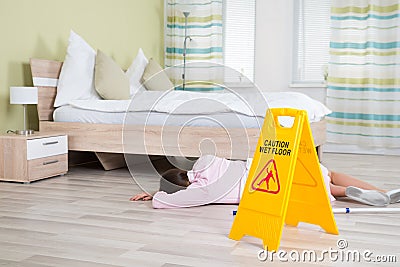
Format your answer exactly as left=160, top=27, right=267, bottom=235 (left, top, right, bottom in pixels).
left=328, top=170, right=390, bottom=206
left=329, top=183, right=346, bottom=197
left=330, top=171, right=385, bottom=192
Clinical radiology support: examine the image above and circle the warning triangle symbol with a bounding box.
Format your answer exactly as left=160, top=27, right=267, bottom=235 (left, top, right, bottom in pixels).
left=250, top=159, right=280, bottom=194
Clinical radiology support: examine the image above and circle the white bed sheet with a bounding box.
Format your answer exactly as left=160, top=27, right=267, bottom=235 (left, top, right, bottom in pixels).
left=54, top=91, right=331, bottom=127
left=67, top=91, right=331, bottom=120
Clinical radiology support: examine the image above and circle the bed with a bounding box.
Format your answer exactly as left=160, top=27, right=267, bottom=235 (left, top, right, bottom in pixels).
left=30, top=58, right=328, bottom=170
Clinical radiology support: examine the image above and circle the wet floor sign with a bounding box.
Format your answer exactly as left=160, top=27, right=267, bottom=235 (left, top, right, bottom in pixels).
left=229, top=108, right=338, bottom=251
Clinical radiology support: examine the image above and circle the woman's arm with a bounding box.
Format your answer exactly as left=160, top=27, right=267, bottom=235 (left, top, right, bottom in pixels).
left=130, top=188, right=212, bottom=207
left=130, top=192, right=154, bottom=201
left=152, top=188, right=211, bottom=208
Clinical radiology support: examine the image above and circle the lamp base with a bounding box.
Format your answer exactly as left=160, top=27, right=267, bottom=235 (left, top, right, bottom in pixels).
left=15, top=129, right=35, bottom=135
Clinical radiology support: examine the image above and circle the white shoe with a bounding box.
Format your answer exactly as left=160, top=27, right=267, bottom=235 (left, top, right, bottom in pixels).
left=386, top=188, right=400, bottom=204
left=345, top=186, right=390, bottom=206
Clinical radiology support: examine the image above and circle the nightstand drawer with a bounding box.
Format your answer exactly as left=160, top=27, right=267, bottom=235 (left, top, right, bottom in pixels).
left=27, top=135, right=67, bottom=160
left=28, top=154, right=68, bottom=181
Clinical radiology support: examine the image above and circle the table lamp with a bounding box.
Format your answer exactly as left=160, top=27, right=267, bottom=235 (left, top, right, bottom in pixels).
left=9, top=86, right=38, bottom=135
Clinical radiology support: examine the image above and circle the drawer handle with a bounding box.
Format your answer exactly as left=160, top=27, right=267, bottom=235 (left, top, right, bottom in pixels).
left=42, top=141, right=59, bottom=146
left=43, top=160, right=59, bottom=165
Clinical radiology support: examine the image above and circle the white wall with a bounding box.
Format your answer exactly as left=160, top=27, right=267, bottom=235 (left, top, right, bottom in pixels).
left=254, top=0, right=326, bottom=104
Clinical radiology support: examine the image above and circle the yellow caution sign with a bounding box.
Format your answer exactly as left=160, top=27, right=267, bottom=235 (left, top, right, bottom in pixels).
left=229, top=108, right=338, bottom=251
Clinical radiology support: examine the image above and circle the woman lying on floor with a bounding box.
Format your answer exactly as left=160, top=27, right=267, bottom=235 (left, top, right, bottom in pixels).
left=130, top=155, right=400, bottom=208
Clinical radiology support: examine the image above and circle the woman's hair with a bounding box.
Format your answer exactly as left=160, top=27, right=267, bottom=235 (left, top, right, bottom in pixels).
left=159, top=168, right=190, bottom=194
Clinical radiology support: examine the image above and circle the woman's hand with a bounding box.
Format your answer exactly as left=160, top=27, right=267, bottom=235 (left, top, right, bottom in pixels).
left=130, top=192, right=153, bottom=201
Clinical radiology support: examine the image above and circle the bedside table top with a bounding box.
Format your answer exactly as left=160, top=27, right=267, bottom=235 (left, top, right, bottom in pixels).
left=0, top=132, right=67, bottom=140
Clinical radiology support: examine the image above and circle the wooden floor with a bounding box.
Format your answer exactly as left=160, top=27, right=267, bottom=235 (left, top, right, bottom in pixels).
left=0, top=153, right=399, bottom=266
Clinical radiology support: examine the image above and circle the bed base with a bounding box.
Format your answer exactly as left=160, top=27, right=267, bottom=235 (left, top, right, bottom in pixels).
left=39, top=118, right=326, bottom=169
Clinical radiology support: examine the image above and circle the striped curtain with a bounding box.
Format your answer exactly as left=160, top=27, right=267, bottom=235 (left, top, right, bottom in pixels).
left=327, top=0, right=400, bottom=148
left=165, top=0, right=223, bottom=91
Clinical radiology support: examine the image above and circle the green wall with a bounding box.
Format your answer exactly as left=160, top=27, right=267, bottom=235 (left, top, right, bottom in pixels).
left=0, top=0, right=164, bottom=133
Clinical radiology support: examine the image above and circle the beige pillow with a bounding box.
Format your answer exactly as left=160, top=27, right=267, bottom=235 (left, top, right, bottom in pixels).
left=95, top=50, right=130, bottom=100
left=142, top=58, right=174, bottom=91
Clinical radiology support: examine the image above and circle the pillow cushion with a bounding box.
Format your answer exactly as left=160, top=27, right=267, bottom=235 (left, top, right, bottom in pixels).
left=94, top=50, right=130, bottom=100
left=141, top=58, right=174, bottom=91
left=54, top=30, right=101, bottom=107
left=126, top=48, right=148, bottom=96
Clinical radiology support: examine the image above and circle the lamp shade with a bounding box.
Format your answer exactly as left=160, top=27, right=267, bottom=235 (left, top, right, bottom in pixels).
left=10, top=86, right=38, bottom=104
left=178, top=0, right=197, bottom=15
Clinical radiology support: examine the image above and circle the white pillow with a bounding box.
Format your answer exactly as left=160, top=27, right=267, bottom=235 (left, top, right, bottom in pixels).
left=311, top=98, right=332, bottom=120
left=126, top=48, right=148, bottom=96
left=54, top=30, right=101, bottom=107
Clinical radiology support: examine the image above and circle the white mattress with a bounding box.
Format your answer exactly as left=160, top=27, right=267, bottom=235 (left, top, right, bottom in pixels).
left=54, top=106, right=325, bottom=129
left=54, top=105, right=265, bottom=128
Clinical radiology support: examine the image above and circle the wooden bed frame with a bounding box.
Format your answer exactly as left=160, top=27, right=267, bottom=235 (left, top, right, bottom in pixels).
left=30, top=58, right=326, bottom=170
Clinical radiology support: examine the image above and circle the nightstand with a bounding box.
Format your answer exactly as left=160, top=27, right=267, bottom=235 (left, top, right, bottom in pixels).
left=0, top=132, right=68, bottom=183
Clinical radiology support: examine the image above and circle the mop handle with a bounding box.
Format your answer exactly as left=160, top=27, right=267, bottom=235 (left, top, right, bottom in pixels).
left=232, top=207, right=400, bottom=216
left=332, top=207, right=400, bottom=214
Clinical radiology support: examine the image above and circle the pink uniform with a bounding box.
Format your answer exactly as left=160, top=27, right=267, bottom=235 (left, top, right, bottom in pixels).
left=152, top=155, right=334, bottom=209
left=152, top=155, right=247, bottom=208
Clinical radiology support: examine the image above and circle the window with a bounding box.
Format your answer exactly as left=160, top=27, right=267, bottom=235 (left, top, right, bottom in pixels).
left=223, top=0, right=256, bottom=85
left=292, top=0, right=331, bottom=84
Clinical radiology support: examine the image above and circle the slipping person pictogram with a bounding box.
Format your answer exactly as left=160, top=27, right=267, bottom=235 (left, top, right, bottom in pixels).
left=251, top=159, right=280, bottom=194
